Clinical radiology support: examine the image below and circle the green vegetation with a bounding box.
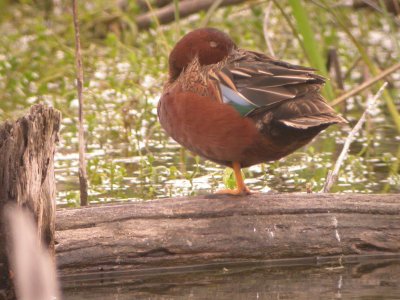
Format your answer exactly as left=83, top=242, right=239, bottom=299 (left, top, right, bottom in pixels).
left=286, top=0, right=335, bottom=99
left=0, top=1, right=399, bottom=205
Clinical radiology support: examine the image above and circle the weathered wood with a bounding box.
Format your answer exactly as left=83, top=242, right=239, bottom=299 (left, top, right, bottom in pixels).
left=136, top=0, right=173, bottom=12
left=0, top=104, right=61, bottom=296
left=353, top=0, right=400, bottom=15
left=56, top=193, right=400, bottom=275
left=136, top=0, right=247, bottom=30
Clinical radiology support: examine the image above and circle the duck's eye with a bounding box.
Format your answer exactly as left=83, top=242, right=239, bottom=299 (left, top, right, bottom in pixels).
left=209, top=41, right=218, bottom=48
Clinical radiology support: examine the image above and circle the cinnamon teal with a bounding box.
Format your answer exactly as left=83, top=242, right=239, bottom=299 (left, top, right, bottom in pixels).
left=158, top=28, right=347, bottom=195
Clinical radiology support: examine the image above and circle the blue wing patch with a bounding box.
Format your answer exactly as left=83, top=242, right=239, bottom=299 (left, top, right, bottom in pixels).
left=220, top=84, right=257, bottom=116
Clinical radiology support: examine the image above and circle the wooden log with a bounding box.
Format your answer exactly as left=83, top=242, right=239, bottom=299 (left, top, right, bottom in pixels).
left=0, top=104, right=61, bottom=296
left=56, top=193, right=400, bottom=275
left=136, top=0, right=247, bottom=30
left=136, top=0, right=173, bottom=12
left=353, top=0, right=400, bottom=15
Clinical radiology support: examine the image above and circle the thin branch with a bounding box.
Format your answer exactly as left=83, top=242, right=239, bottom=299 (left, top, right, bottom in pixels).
left=331, top=62, right=400, bottom=106
left=327, top=47, right=344, bottom=90
left=343, top=55, right=362, bottom=81
left=263, top=1, right=275, bottom=57
left=322, top=82, right=388, bottom=193
left=72, top=0, right=89, bottom=206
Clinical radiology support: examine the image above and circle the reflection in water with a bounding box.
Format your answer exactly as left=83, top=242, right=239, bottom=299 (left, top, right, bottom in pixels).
left=62, top=257, right=400, bottom=299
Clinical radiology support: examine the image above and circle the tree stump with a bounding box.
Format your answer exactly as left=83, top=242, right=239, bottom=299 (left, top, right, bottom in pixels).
left=0, top=104, right=61, bottom=298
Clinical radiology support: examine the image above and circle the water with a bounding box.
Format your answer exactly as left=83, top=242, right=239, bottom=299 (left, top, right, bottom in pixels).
left=62, top=256, right=400, bottom=299
left=53, top=77, right=400, bottom=205
left=55, top=112, right=400, bottom=207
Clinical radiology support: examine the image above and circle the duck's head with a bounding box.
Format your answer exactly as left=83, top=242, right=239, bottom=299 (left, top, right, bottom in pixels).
left=168, top=28, right=236, bottom=81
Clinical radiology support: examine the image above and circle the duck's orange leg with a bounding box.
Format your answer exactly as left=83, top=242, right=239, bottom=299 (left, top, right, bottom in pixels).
left=216, top=162, right=251, bottom=195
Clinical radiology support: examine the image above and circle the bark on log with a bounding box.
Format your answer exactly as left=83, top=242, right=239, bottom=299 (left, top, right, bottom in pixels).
left=136, top=0, right=247, bottom=30
left=56, top=193, right=400, bottom=275
left=0, top=104, right=61, bottom=296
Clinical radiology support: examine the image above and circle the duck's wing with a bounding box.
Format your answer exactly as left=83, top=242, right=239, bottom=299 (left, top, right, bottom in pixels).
left=210, top=50, right=346, bottom=128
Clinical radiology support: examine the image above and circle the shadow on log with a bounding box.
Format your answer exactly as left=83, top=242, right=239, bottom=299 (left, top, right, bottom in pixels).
left=0, top=104, right=61, bottom=298
left=56, top=193, right=400, bottom=275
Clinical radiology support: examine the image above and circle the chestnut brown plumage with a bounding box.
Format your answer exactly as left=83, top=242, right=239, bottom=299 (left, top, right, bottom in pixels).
left=158, top=28, right=347, bottom=195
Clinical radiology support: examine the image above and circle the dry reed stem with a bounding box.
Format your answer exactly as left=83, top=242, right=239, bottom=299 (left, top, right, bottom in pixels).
left=72, top=0, right=88, bottom=206
left=322, top=82, right=388, bottom=193
left=331, top=62, right=400, bottom=106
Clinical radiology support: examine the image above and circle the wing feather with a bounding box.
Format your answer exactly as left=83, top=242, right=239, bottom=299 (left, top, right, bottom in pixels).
left=209, top=49, right=346, bottom=127
left=210, top=50, right=325, bottom=116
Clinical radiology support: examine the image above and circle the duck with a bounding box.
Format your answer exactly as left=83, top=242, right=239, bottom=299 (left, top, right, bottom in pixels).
left=158, top=28, right=347, bottom=195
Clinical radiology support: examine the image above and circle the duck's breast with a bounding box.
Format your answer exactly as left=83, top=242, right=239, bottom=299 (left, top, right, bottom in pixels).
left=158, top=89, right=264, bottom=166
